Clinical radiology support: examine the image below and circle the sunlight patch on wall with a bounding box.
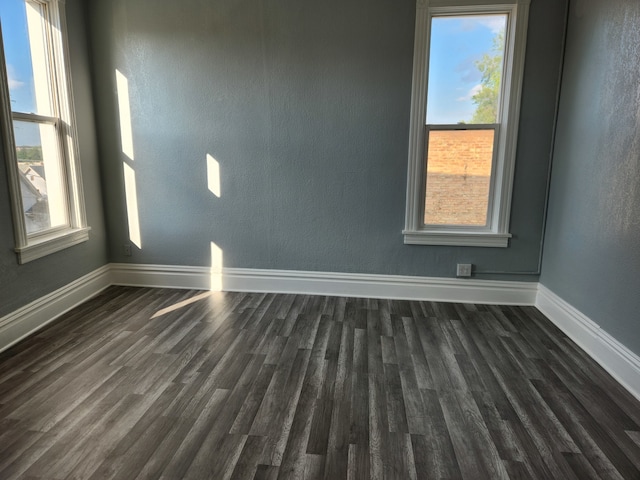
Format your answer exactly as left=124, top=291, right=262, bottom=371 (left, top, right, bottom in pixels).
left=116, top=69, right=134, bottom=160
left=210, top=241, right=224, bottom=291
left=123, top=162, right=142, bottom=248
left=207, top=154, right=221, bottom=197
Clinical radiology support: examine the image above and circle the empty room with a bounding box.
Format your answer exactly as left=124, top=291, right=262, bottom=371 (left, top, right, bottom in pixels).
left=0, top=0, right=639, bottom=478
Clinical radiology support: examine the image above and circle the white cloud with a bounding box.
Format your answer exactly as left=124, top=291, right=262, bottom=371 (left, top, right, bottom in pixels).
left=457, top=84, right=482, bottom=102
left=8, top=77, right=24, bottom=89
left=459, top=16, right=506, bottom=35
left=7, top=65, right=24, bottom=90
left=478, top=17, right=506, bottom=34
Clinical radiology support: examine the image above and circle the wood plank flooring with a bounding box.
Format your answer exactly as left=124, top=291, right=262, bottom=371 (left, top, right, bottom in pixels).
left=0, top=286, right=639, bottom=479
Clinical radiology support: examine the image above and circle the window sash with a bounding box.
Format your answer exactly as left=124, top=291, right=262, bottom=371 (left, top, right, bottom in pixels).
left=8, top=0, right=71, bottom=237
left=422, top=8, right=511, bottom=233
left=13, top=114, right=71, bottom=237
left=423, top=124, right=500, bottom=230
left=12, top=112, right=57, bottom=124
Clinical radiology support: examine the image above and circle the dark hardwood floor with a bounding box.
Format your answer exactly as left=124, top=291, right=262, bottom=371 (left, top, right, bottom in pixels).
left=0, top=286, right=639, bottom=479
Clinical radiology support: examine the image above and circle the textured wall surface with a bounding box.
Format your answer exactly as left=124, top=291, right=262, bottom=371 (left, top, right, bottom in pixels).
left=540, top=0, right=640, bottom=354
left=87, top=0, right=566, bottom=280
left=0, top=0, right=108, bottom=318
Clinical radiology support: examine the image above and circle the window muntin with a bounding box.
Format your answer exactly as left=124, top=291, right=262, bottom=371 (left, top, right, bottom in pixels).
left=0, top=0, right=88, bottom=263
left=403, top=0, right=529, bottom=247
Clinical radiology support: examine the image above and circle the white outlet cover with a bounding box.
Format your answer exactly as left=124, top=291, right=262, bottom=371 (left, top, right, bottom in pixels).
left=457, top=264, right=472, bottom=277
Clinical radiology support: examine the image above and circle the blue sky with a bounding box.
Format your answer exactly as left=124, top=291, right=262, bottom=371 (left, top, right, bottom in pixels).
left=1, top=0, right=39, bottom=146
left=427, top=15, right=506, bottom=125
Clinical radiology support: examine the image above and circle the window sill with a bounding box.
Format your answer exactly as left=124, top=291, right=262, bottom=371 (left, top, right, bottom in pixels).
left=403, top=230, right=511, bottom=248
left=15, top=227, right=91, bottom=264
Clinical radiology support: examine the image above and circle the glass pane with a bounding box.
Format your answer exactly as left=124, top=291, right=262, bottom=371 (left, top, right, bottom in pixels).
left=0, top=0, right=53, bottom=115
left=424, top=129, right=494, bottom=226
left=15, top=120, right=68, bottom=234
left=426, top=14, right=507, bottom=125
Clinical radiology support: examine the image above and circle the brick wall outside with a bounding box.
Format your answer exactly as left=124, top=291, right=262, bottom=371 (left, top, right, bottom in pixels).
left=424, top=129, right=494, bottom=226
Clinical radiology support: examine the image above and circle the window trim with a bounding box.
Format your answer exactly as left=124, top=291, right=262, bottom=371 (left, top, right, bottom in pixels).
left=403, top=0, right=530, bottom=248
left=0, top=0, right=89, bottom=264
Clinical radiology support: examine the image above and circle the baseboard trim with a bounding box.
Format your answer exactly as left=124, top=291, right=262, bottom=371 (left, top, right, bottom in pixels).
left=109, top=263, right=538, bottom=305
left=536, top=284, right=640, bottom=401
left=110, top=263, right=211, bottom=290
left=0, top=265, right=112, bottom=354
left=222, top=268, right=538, bottom=305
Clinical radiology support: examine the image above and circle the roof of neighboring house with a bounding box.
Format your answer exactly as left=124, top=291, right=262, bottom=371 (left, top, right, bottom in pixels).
left=18, top=164, right=47, bottom=197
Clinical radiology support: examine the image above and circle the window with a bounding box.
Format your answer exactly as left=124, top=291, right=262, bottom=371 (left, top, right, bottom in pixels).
left=0, top=0, right=88, bottom=263
left=403, top=0, right=529, bottom=247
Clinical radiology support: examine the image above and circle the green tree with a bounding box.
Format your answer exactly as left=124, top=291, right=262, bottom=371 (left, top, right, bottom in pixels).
left=471, top=32, right=504, bottom=124
left=16, top=146, right=43, bottom=162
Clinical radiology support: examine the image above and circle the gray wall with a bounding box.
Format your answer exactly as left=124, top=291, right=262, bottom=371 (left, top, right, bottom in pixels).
left=87, top=0, right=566, bottom=280
left=540, top=0, right=640, bottom=355
left=0, top=0, right=107, bottom=318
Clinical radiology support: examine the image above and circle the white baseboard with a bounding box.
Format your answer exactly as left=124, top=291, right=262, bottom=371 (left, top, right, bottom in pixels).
left=536, top=284, right=640, bottom=401
left=110, top=263, right=211, bottom=290
left=222, top=268, right=538, bottom=305
left=0, top=265, right=112, bottom=354
left=110, top=263, right=538, bottom=306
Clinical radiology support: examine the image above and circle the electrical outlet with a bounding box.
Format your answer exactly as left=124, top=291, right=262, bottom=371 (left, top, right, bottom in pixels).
left=123, top=244, right=132, bottom=256
left=456, top=263, right=472, bottom=277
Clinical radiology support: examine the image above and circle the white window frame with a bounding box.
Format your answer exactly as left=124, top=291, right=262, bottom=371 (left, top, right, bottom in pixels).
left=0, top=0, right=89, bottom=264
left=403, top=0, right=530, bottom=247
